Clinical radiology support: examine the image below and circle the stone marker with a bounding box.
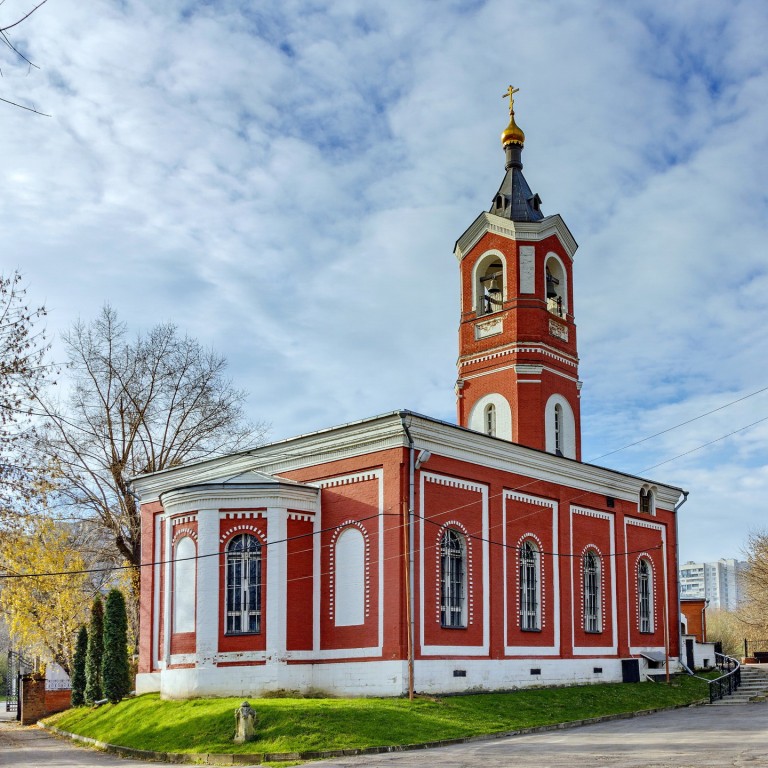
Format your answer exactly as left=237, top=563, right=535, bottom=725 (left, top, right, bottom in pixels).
left=234, top=700, right=257, bottom=744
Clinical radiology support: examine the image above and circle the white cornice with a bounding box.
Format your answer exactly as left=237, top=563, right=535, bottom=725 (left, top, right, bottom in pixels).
left=131, top=415, right=407, bottom=503
left=459, top=341, right=579, bottom=369
left=454, top=213, right=578, bottom=262
left=133, top=411, right=684, bottom=512
left=161, top=484, right=319, bottom=517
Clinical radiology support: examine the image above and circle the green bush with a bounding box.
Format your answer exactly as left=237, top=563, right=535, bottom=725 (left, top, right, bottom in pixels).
left=71, top=625, right=88, bottom=706
left=102, top=589, right=131, bottom=704
left=84, top=596, right=104, bottom=703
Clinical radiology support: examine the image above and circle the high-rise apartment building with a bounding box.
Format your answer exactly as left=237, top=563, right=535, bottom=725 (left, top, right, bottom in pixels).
left=679, top=559, right=745, bottom=611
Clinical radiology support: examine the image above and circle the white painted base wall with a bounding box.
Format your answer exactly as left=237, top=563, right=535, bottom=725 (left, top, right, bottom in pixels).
left=136, top=656, right=651, bottom=700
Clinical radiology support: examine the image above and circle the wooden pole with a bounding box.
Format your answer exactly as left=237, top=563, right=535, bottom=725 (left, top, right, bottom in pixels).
left=403, top=500, right=414, bottom=700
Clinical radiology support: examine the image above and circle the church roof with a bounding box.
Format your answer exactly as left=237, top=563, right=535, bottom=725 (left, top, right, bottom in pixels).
left=488, top=86, right=544, bottom=223
left=489, top=163, right=544, bottom=223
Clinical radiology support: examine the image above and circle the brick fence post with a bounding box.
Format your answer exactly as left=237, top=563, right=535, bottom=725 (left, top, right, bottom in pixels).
left=20, top=674, right=47, bottom=725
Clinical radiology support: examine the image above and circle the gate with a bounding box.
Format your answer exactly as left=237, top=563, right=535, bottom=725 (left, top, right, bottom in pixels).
left=5, top=650, right=33, bottom=714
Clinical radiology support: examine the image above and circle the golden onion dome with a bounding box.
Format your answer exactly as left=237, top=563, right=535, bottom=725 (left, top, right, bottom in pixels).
left=501, top=85, right=525, bottom=147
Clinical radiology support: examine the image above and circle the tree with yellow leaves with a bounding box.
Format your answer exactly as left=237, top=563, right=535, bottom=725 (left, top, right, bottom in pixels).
left=0, top=517, right=94, bottom=675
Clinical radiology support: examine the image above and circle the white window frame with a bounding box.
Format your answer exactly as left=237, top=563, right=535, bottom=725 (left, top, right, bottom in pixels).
left=583, top=550, right=601, bottom=633
left=225, top=533, right=262, bottom=635
left=440, top=529, right=467, bottom=629
left=519, top=540, right=541, bottom=631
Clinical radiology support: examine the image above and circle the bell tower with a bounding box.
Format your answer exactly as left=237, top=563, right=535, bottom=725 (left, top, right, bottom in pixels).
left=455, top=86, right=582, bottom=459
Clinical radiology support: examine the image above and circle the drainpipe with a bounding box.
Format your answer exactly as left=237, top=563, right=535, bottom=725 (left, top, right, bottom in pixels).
left=674, top=491, right=690, bottom=667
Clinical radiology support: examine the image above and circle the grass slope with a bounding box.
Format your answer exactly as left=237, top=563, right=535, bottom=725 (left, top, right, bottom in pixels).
left=47, top=677, right=708, bottom=756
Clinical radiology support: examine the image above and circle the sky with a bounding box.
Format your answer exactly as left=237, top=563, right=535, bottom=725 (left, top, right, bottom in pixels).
left=2, top=0, right=768, bottom=565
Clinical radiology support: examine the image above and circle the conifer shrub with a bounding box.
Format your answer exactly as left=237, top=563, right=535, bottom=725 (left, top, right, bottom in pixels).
left=102, top=588, right=131, bottom=704
left=70, top=625, right=88, bottom=706
left=84, top=595, right=104, bottom=703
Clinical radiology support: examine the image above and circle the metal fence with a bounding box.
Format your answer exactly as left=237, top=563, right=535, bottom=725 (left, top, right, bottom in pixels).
left=708, top=652, right=741, bottom=704
left=744, top=639, right=768, bottom=660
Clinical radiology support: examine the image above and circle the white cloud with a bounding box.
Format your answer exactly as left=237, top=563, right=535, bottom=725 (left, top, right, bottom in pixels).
left=3, top=0, right=768, bottom=563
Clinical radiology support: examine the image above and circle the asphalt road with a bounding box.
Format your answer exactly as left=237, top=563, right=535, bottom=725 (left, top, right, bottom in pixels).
left=1, top=703, right=767, bottom=767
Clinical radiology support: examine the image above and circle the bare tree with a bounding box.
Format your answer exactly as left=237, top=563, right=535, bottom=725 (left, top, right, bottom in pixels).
left=1, top=0, right=50, bottom=115
left=740, top=530, right=768, bottom=635
left=0, top=271, right=49, bottom=521
left=34, top=305, right=267, bottom=615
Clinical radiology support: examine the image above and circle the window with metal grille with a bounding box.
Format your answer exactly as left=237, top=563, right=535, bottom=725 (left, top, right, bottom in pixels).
left=440, top=529, right=466, bottom=628
left=226, top=533, right=262, bottom=634
left=519, top=540, right=540, bottom=630
left=583, top=550, right=601, bottom=633
left=638, top=558, right=653, bottom=633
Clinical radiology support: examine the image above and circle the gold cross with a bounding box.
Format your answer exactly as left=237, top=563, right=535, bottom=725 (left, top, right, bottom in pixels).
left=503, top=85, right=519, bottom=111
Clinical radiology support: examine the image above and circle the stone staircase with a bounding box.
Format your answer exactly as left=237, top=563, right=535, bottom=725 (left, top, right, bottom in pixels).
left=709, top=663, right=768, bottom=705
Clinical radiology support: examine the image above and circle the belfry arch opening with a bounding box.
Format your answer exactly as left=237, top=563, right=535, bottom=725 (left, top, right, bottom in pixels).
left=474, top=253, right=505, bottom=316
left=544, top=254, right=566, bottom=318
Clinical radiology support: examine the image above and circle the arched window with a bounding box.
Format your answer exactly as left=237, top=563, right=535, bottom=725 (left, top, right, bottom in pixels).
left=484, top=403, right=497, bottom=437
left=554, top=403, right=563, bottom=456
left=173, top=536, right=196, bottom=634
left=474, top=254, right=505, bottom=316
left=440, top=529, right=466, bottom=628
left=544, top=254, right=567, bottom=318
left=225, top=533, right=262, bottom=635
left=519, top=540, right=540, bottom=630
left=335, top=527, right=365, bottom=626
left=583, top=550, right=601, bottom=633
left=545, top=395, right=576, bottom=459
left=469, top=394, right=512, bottom=441
left=639, top=488, right=655, bottom=515
left=638, top=558, right=653, bottom=633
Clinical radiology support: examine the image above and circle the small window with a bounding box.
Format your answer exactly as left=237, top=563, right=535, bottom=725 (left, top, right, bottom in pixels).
left=639, top=488, right=654, bottom=514
left=583, top=551, right=601, bottom=633
left=440, top=529, right=466, bottom=628
left=225, top=533, right=262, bottom=635
left=638, top=558, right=653, bottom=633
left=519, top=540, right=540, bottom=630
left=484, top=403, right=496, bottom=437
left=554, top=403, right=563, bottom=456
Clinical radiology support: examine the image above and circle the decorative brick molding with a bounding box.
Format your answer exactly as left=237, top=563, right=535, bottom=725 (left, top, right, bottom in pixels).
left=328, top=521, right=371, bottom=622
left=433, top=520, right=475, bottom=625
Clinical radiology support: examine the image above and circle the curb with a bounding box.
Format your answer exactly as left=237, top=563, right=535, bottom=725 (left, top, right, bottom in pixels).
left=40, top=699, right=708, bottom=766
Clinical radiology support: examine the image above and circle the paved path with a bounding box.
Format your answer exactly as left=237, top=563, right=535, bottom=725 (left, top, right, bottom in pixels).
left=0, top=721, right=151, bottom=767
left=1, top=703, right=768, bottom=767
left=314, top=703, right=768, bottom=768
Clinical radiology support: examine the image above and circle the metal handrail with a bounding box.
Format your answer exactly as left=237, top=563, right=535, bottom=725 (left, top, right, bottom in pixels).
left=708, top=652, right=741, bottom=703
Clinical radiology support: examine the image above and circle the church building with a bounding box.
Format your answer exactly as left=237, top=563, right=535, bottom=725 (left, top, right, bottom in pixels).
left=134, top=89, right=686, bottom=699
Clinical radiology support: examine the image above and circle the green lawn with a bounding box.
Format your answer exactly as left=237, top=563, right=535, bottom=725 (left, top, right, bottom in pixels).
left=46, top=677, right=708, bottom=756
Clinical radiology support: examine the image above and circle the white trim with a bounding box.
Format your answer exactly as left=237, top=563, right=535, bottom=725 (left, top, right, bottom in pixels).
left=454, top=212, right=578, bottom=262
left=169, top=654, right=196, bottom=665
left=460, top=343, right=578, bottom=371
left=462, top=361, right=580, bottom=384
left=316, top=468, right=385, bottom=657
left=471, top=249, right=508, bottom=314
left=420, top=472, right=489, bottom=656
left=152, top=513, right=162, bottom=670
left=623, top=516, right=667, bottom=644
left=162, top=516, right=172, bottom=665
left=569, top=506, right=618, bottom=655
left=133, top=413, right=684, bottom=512
left=503, top=491, right=560, bottom=656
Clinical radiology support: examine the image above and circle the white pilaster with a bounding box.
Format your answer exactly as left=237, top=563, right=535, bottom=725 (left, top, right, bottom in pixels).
left=162, top=516, right=172, bottom=665
left=266, top=507, right=288, bottom=664
left=196, top=509, right=220, bottom=668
